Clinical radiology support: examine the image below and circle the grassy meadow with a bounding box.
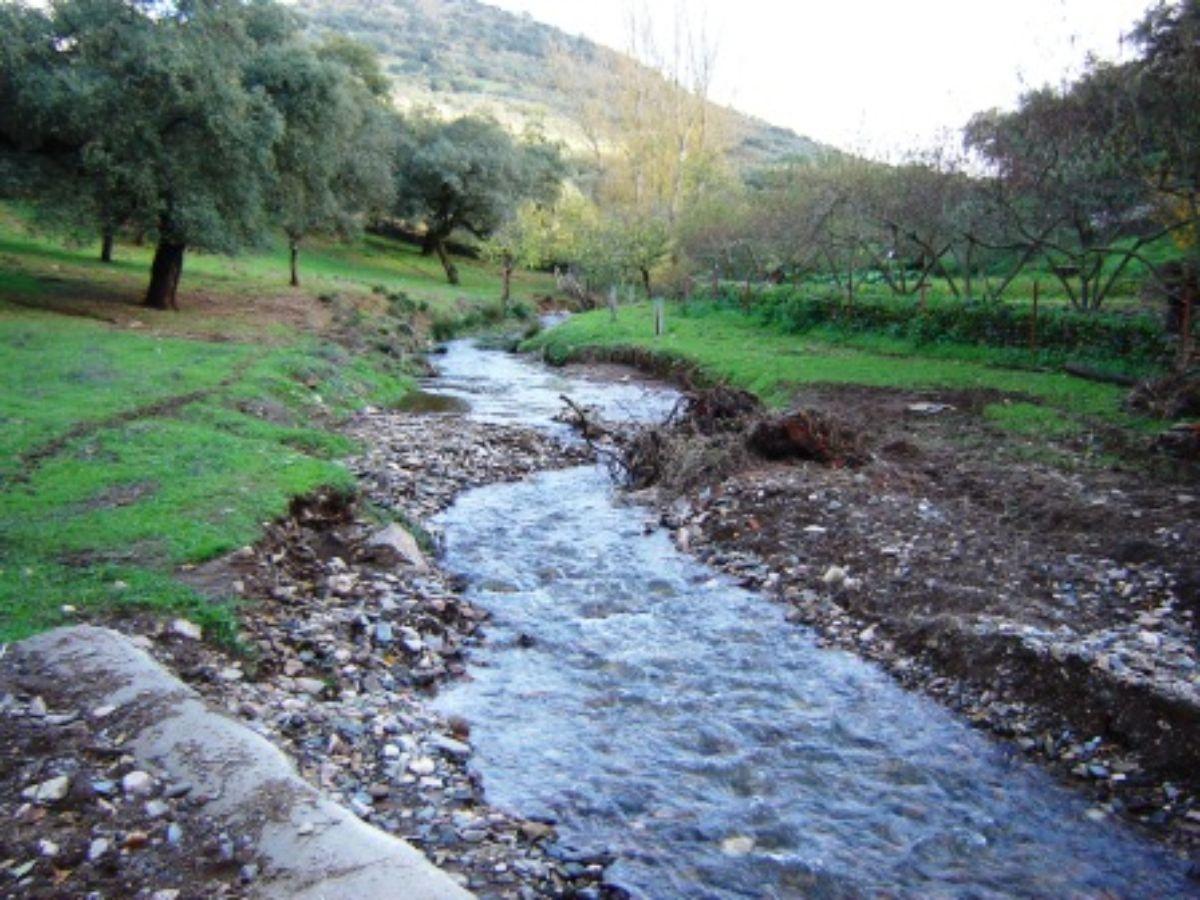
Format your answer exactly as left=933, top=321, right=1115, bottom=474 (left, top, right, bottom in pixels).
left=526, top=302, right=1166, bottom=453
left=0, top=207, right=553, bottom=642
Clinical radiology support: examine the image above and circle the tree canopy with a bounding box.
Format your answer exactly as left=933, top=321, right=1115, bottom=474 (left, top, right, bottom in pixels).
left=392, top=114, right=564, bottom=284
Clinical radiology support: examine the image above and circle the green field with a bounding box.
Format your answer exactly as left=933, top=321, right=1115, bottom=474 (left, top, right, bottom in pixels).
left=0, top=209, right=552, bottom=643
left=0, top=205, right=553, bottom=335
left=526, top=303, right=1163, bottom=451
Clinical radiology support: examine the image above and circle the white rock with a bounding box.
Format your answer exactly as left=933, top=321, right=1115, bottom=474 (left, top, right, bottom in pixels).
left=92, top=704, right=117, bottom=719
left=22, top=775, right=69, bottom=803
left=145, top=799, right=170, bottom=819
left=295, top=678, right=326, bottom=696
left=38, top=840, right=59, bottom=858
left=822, top=566, right=848, bottom=586
left=408, top=756, right=437, bottom=776
left=368, top=523, right=430, bottom=572
left=88, top=838, right=110, bottom=861
left=122, top=770, right=155, bottom=797
left=170, top=619, right=203, bottom=641
left=720, top=835, right=756, bottom=856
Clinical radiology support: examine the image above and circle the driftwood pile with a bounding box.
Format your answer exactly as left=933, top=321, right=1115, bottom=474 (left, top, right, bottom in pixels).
left=559, top=386, right=868, bottom=493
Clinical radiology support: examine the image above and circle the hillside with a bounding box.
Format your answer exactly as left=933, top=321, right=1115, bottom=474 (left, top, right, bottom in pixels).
left=294, top=0, right=827, bottom=169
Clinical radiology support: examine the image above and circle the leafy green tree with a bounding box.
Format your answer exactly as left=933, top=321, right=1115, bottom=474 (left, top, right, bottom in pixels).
left=0, top=0, right=307, bottom=309
left=393, top=115, right=564, bottom=285
left=252, top=39, right=396, bottom=287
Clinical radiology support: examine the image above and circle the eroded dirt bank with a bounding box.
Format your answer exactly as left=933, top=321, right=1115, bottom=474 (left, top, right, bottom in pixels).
left=583, top=372, right=1200, bottom=867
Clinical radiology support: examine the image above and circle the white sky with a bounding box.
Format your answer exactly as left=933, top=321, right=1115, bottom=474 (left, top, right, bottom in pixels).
left=486, top=0, right=1153, bottom=159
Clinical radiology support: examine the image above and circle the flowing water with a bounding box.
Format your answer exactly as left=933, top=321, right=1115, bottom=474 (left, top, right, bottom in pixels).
left=424, top=339, right=1194, bottom=898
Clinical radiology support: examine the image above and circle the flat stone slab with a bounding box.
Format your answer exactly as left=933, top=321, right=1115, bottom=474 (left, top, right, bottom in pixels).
left=4, top=626, right=472, bottom=900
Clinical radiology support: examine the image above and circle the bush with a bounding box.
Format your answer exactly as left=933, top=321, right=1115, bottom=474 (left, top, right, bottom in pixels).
left=732, top=287, right=1171, bottom=364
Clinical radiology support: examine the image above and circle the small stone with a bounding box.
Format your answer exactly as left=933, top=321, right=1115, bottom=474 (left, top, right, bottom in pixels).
left=37, top=839, right=59, bottom=858
left=368, top=783, right=390, bottom=801
left=92, top=704, right=117, bottom=720
left=151, top=891, right=181, bottom=900
left=430, top=735, right=471, bottom=759
left=23, top=775, right=70, bottom=803
left=721, top=835, right=756, bottom=856
left=218, top=667, right=243, bottom=682
left=122, top=771, right=155, bottom=797
left=145, top=799, right=170, bottom=819
left=171, top=619, right=203, bottom=641
left=295, top=678, right=326, bottom=696
left=519, top=821, right=555, bottom=842
left=122, top=831, right=150, bottom=850
left=297, top=822, right=315, bottom=836
left=28, top=697, right=47, bottom=718
left=240, top=863, right=259, bottom=884
left=88, top=838, right=110, bottom=861
left=374, top=622, right=395, bottom=646
left=1083, top=808, right=1108, bottom=823
left=9, top=861, right=35, bottom=879
left=283, top=659, right=304, bottom=677
left=408, top=757, right=437, bottom=776
left=822, top=566, right=848, bottom=586
left=166, top=824, right=183, bottom=846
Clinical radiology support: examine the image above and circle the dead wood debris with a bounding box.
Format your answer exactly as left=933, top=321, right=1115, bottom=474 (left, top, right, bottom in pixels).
left=558, top=387, right=869, bottom=493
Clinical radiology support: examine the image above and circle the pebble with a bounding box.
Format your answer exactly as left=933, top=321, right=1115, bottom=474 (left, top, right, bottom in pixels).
left=122, top=770, right=155, bottom=797
left=171, top=618, right=204, bottom=641
left=721, top=835, right=756, bottom=856
left=408, top=757, right=437, bottom=776
left=821, top=566, right=848, bottom=586
left=166, top=823, right=184, bottom=846
left=22, top=774, right=70, bottom=803
left=145, top=799, right=170, bottom=818
left=88, top=838, right=110, bottom=861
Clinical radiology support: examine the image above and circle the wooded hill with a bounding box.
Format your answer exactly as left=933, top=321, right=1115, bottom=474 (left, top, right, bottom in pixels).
left=294, top=0, right=828, bottom=169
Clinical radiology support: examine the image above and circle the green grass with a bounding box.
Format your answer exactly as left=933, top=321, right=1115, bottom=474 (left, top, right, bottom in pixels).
left=527, top=304, right=1145, bottom=428
left=0, top=316, right=408, bottom=643
left=0, top=213, right=481, bottom=642
left=0, top=203, right=555, bottom=320
left=0, top=315, right=410, bottom=642
left=983, top=401, right=1083, bottom=439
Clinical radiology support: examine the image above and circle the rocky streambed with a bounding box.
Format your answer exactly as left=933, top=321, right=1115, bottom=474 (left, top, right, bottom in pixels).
left=2, top=337, right=1198, bottom=898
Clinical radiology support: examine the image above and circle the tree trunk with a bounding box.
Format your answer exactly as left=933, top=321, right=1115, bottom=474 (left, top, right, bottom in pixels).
left=434, top=239, right=460, bottom=285
left=501, top=262, right=513, bottom=315
left=290, top=240, right=300, bottom=288
left=144, top=240, right=185, bottom=310
left=640, top=266, right=652, bottom=299
left=100, top=228, right=114, bottom=264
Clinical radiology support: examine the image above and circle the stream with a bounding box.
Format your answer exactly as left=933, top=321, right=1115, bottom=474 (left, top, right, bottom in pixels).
left=425, top=338, right=1194, bottom=898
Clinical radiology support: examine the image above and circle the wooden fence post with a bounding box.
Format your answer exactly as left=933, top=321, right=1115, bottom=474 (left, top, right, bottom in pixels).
left=608, top=285, right=618, bottom=324
left=653, top=297, right=665, bottom=337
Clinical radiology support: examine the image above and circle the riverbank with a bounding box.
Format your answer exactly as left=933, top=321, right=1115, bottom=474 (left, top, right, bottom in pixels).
left=528, top=312, right=1200, bottom=866
left=1, top=409, right=621, bottom=897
